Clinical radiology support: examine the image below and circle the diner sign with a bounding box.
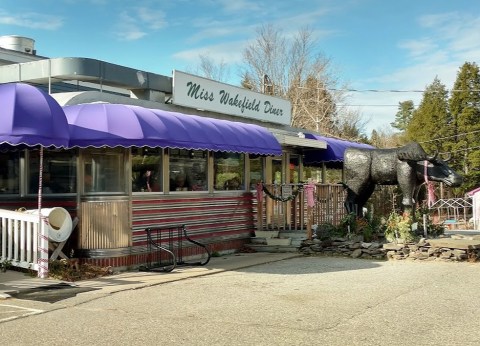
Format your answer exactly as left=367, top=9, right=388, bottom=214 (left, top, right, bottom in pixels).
left=172, top=70, right=291, bottom=125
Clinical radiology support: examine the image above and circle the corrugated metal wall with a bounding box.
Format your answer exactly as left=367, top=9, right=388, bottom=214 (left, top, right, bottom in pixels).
left=131, top=194, right=255, bottom=247
left=79, top=200, right=131, bottom=249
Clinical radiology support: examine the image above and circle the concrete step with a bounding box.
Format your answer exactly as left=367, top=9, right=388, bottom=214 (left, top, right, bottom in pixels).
left=251, top=230, right=310, bottom=248
left=244, top=243, right=300, bottom=253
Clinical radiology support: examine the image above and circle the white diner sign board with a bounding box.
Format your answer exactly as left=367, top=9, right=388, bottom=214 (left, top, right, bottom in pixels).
left=172, top=70, right=291, bottom=125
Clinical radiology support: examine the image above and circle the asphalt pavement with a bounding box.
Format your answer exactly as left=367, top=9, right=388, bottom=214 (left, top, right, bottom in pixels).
left=2, top=253, right=480, bottom=345
left=0, top=252, right=301, bottom=303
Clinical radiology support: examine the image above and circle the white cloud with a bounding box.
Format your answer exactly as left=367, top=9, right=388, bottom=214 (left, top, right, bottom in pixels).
left=173, top=40, right=248, bottom=67
left=113, top=6, right=166, bottom=41
left=398, top=38, right=437, bottom=59
left=187, top=26, right=242, bottom=44
left=0, top=10, right=63, bottom=30
left=357, top=11, right=480, bottom=134
left=217, top=0, right=263, bottom=13
left=136, top=7, right=167, bottom=30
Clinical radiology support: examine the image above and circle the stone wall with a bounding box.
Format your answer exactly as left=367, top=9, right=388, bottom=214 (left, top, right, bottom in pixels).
left=299, top=235, right=480, bottom=262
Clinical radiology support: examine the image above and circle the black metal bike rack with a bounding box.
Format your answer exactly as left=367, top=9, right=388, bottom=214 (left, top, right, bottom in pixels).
left=139, top=224, right=211, bottom=273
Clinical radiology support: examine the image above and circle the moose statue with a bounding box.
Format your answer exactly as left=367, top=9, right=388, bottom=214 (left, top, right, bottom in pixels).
left=343, top=142, right=463, bottom=216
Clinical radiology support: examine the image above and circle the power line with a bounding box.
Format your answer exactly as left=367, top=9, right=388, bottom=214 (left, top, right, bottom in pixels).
left=338, top=104, right=419, bottom=107
left=330, top=88, right=480, bottom=93
left=420, top=129, right=480, bottom=144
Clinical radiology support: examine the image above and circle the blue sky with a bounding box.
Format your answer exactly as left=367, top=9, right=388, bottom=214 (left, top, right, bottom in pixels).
left=1, top=0, right=479, bottom=135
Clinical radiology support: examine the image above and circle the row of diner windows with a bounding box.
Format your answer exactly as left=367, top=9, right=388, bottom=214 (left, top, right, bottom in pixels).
left=0, top=148, right=280, bottom=195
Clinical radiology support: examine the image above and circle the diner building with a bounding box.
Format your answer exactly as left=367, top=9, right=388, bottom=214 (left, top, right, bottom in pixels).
left=0, top=36, right=370, bottom=271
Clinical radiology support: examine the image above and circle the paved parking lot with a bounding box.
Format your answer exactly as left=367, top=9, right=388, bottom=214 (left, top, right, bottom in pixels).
left=1, top=255, right=480, bottom=345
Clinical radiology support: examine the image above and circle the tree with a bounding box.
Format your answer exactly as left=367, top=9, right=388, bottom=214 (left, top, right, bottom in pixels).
left=449, top=62, right=480, bottom=192
left=190, top=54, right=230, bottom=82
left=335, top=108, right=370, bottom=142
left=370, top=126, right=406, bottom=148
left=240, top=24, right=354, bottom=136
left=406, top=77, right=451, bottom=156
left=391, top=100, right=414, bottom=131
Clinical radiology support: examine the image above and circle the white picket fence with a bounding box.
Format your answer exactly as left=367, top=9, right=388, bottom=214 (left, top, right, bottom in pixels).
left=0, top=209, right=49, bottom=277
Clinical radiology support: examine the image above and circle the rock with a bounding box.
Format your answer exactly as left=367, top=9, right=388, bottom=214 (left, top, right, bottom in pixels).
left=351, top=249, right=363, bottom=258
left=440, top=250, right=452, bottom=259
left=321, top=240, right=333, bottom=247
left=349, top=242, right=362, bottom=249
left=418, top=238, right=427, bottom=246
left=383, top=243, right=403, bottom=251
left=386, top=251, right=396, bottom=258
left=452, top=249, right=467, bottom=261
left=408, top=245, right=419, bottom=251
left=350, top=235, right=364, bottom=242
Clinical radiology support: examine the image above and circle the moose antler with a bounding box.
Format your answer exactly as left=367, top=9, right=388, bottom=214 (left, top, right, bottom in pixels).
left=427, top=150, right=438, bottom=161
left=442, top=152, right=452, bottom=162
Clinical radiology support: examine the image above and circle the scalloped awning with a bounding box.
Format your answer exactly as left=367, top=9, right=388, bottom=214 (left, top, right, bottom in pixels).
left=303, top=134, right=374, bottom=165
left=64, top=103, right=282, bottom=155
left=0, top=83, right=69, bottom=148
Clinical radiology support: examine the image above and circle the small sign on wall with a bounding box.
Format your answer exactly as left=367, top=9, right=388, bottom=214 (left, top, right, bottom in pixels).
left=282, top=185, right=293, bottom=199
left=172, top=70, right=292, bottom=125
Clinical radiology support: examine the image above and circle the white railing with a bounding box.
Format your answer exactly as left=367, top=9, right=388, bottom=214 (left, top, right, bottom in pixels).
left=0, top=209, right=48, bottom=276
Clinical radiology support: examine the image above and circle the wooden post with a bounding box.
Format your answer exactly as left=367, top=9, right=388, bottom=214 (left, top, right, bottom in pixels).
left=256, top=182, right=263, bottom=232
left=306, top=206, right=313, bottom=240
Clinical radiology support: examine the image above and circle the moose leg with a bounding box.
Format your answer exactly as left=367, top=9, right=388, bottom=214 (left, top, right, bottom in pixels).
left=355, top=183, right=375, bottom=217
left=397, top=164, right=416, bottom=218
left=344, top=188, right=358, bottom=215
left=345, top=183, right=375, bottom=217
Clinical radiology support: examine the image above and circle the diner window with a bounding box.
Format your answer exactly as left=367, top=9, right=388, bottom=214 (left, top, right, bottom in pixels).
left=83, top=149, right=125, bottom=193
left=249, top=155, right=264, bottom=190
left=28, top=150, right=77, bottom=194
left=0, top=152, right=19, bottom=194
left=132, top=147, right=162, bottom=192
left=214, top=152, right=245, bottom=191
left=169, top=149, right=207, bottom=192
left=272, top=158, right=283, bottom=184
left=290, top=155, right=300, bottom=183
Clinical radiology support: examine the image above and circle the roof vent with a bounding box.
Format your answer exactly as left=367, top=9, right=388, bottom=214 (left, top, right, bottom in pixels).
left=0, top=35, right=36, bottom=55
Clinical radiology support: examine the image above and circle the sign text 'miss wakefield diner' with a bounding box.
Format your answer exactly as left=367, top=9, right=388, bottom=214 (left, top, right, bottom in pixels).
left=172, top=71, right=291, bottom=125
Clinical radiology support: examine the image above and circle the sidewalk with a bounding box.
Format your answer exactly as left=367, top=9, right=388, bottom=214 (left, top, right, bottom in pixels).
left=0, top=252, right=300, bottom=301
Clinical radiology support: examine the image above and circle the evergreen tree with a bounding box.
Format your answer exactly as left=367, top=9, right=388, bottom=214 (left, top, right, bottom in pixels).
left=391, top=100, right=414, bottom=131
left=449, top=62, right=480, bottom=192
left=406, top=77, right=451, bottom=156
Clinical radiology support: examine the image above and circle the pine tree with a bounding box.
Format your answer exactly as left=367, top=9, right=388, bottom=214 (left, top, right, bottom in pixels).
left=449, top=62, right=480, bottom=192
left=391, top=100, right=414, bottom=131
left=406, top=77, right=451, bottom=156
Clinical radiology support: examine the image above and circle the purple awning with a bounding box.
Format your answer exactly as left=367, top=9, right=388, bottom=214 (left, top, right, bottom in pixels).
left=64, top=103, right=282, bottom=155
left=303, top=134, right=374, bottom=165
left=0, top=83, right=69, bottom=148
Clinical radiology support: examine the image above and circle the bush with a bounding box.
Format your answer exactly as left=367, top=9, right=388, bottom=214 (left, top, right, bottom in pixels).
left=384, top=212, right=415, bottom=243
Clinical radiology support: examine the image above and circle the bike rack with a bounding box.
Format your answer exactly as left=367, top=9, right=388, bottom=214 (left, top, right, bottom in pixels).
left=139, top=224, right=210, bottom=273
